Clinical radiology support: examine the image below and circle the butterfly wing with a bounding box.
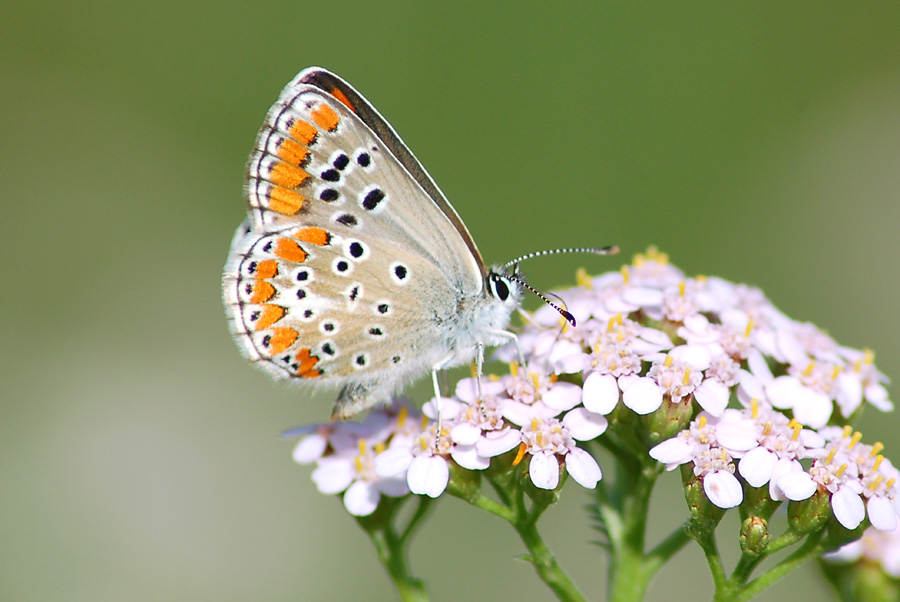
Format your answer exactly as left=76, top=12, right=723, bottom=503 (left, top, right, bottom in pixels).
left=224, top=218, right=458, bottom=383
left=224, top=69, right=487, bottom=393
left=290, top=67, right=487, bottom=275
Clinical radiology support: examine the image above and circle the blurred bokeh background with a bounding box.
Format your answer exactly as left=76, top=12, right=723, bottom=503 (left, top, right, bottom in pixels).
left=3, top=3, right=899, bottom=601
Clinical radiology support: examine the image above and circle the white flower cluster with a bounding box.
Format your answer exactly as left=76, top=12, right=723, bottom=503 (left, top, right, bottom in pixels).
left=290, top=249, right=896, bottom=529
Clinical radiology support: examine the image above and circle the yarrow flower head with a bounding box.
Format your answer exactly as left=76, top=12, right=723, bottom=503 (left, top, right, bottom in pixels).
left=283, top=248, right=898, bottom=599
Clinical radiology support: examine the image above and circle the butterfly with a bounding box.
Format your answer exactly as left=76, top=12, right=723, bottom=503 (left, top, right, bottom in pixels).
left=221, top=67, right=527, bottom=419
left=223, top=67, right=612, bottom=419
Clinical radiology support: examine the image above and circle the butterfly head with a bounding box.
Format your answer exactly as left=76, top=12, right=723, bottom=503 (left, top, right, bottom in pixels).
left=486, top=269, right=520, bottom=306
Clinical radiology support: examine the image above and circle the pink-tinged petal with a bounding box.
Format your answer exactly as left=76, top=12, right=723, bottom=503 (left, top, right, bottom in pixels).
left=622, top=377, right=663, bottom=415
left=669, top=344, right=712, bottom=371
left=738, top=447, right=778, bottom=487
left=450, top=422, right=481, bottom=446
left=636, top=327, right=674, bottom=352
left=865, top=384, right=893, bottom=412
left=776, top=330, right=807, bottom=366
left=753, top=330, right=779, bottom=362
left=555, top=351, right=588, bottom=374
left=312, top=458, right=356, bottom=494
left=582, top=372, right=620, bottom=415
left=529, top=451, right=560, bottom=490
left=822, top=539, right=865, bottom=564
left=680, top=313, right=710, bottom=335
left=329, top=428, right=361, bottom=453
left=746, top=348, right=773, bottom=383
left=694, top=379, right=729, bottom=417
left=720, top=308, right=750, bottom=332
left=617, top=373, right=639, bottom=392
left=340, top=411, right=392, bottom=441
left=562, top=407, right=608, bottom=441
left=621, top=286, right=664, bottom=308
left=715, top=422, right=758, bottom=452
left=292, top=433, right=328, bottom=464
left=343, top=481, right=380, bottom=516
left=736, top=370, right=765, bottom=407
left=768, top=458, right=802, bottom=502
left=374, top=447, right=413, bottom=478
left=455, top=378, right=507, bottom=403
left=798, top=429, right=825, bottom=450
left=704, top=470, right=743, bottom=508
left=376, top=477, right=410, bottom=498
left=407, top=456, right=449, bottom=498
left=867, top=496, right=899, bottom=531
left=776, top=470, right=816, bottom=501
left=881, top=528, right=900, bottom=577
left=649, top=437, right=694, bottom=468
left=791, top=388, right=832, bottom=429
left=565, top=448, right=602, bottom=488
left=501, top=400, right=560, bottom=425
left=450, top=444, right=490, bottom=471
left=477, top=428, right=522, bottom=457
left=765, top=376, right=802, bottom=410
left=834, top=372, right=863, bottom=417
left=542, top=382, right=582, bottom=411
left=422, top=397, right=463, bottom=421
left=832, top=486, right=866, bottom=530
left=549, top=341, right=586, bottom=372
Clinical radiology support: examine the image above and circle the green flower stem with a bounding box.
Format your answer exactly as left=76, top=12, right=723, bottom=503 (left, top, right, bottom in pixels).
left=514, top=514, right=588, bottom=602
left=732, top=533, right=824, bottom=602
left=448, top=469, right=586, bottom=602
left=446, top=481, right=515, bottom=522
left=598, top=458, right=674, bottom=602
left=689, top=526, right=727, bottom=597
left=357, top=497, right=433, bottom=602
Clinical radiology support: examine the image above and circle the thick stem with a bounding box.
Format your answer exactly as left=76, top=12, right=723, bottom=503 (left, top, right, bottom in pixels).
left=601, top=459, right=669, bottom=602
left=367, top=526, right=429, bottom=602
left=514, top=515, right=588, bottom=602
left=357, top=497, right=431, bottom=602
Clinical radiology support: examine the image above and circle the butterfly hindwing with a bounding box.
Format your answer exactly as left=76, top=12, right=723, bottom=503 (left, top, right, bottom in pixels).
left=224, top=68, right=523, bottom=415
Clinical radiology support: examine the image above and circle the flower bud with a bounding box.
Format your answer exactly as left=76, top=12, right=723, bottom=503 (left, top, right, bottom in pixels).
left=788, top=488, right=831, bottom=535
left=644, top=396, right=695, bottom=445
left=740, top=516, right=770, bottom=556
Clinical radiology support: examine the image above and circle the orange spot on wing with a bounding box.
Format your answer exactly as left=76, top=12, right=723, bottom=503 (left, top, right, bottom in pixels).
left=254, top=259, right=278, bottom=279
left=330, top=87, right=355, bottom=113
left=274, top=238, right=308, bottom=263
left=269, top=161, right=309, bottom=189
left=311, top=103, right=340, bottom=132
left=277, top=138, right=310, bottom=166
left=289, top=119, right=318, bottom=146
left=295, top=348, right=320, bottom=378
left=268, top=187, right=305, bottom=215
left=268, top=327, right=298, bottom=354
left=249, top=280, right=275, bottom=303
left=256, top=304, right=285, bottom=330
left=293, top=226, right=330, bottom=246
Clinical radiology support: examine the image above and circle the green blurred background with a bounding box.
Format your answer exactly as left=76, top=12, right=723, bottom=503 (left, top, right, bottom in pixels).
left=3, top=2, right=899, bottom=600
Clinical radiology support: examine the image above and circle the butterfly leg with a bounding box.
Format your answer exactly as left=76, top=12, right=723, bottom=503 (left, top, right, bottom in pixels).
left=490, top=329, right=525, bottom=366
left=431, top=352, right=457, bottom=435
left=474, top=341, right=485, bottom=402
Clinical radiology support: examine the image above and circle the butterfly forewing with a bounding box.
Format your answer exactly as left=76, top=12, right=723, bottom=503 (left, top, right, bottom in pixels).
left=291, top=68, right=487, bottom=274
left=225, top=72, right=488, bottom=388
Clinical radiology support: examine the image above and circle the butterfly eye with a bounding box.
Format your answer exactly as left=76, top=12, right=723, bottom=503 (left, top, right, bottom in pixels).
left=489, top=274, right=510, bottom=301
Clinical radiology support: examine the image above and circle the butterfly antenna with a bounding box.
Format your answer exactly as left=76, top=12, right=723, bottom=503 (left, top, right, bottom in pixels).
left=507, top=272, right=577, bottom=327
left=501, top=246, right=619, bottom=271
